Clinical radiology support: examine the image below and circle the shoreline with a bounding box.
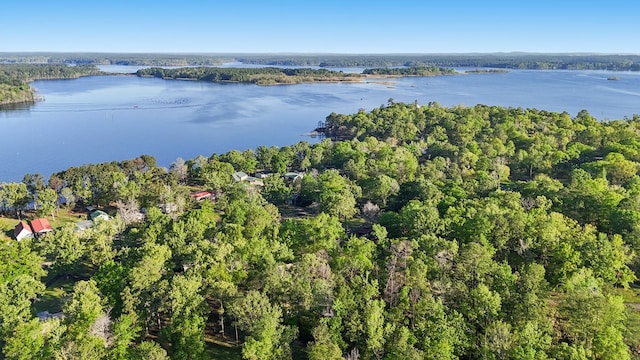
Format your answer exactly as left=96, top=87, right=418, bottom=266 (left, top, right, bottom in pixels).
left=2, top=65, right=628, bottom=107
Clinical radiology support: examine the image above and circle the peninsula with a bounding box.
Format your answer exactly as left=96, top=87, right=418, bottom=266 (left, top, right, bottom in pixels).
left=0, top=64, right=101, bottom=105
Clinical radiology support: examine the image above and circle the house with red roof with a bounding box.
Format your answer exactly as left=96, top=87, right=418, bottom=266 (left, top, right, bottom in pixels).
left=191, top=191, right=213, bottom=202
left=14, top=221, right=34, bottom=241
left=30, top=218, right=53, bottom=236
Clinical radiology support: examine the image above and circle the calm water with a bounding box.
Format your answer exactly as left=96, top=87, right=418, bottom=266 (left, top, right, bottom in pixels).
left=1, top=68, right=639, bottom=182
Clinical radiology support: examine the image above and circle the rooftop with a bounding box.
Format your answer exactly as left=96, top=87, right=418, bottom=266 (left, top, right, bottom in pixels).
left=31, top=218, right=53, bottom=234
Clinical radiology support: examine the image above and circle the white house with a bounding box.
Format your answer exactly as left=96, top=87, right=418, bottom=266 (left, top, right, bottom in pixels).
left=13, top=221, right=33, bottom=241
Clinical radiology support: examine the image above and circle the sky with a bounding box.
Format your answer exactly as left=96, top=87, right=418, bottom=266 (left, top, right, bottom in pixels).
left=1, top=0, right=639, bottom=54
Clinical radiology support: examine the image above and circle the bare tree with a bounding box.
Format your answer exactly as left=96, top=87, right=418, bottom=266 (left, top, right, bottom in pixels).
left=345, top=347, right=360, bottom=360
left=170, top=157, right=188, bottom=184
left=90, top=309, right=114, bottom=347
left=362, top=201, right=380, bottom=221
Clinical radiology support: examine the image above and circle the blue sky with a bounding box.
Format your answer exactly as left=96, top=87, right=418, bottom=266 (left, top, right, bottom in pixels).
left=2, top=0, right=639, bottom=54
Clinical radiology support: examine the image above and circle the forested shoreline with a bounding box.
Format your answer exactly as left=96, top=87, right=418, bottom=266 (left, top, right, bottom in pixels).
left=0, top=62, right=466, bottom=107
left=0, top=83, right=34, bottom=105
left=2, top=51, right=638, bottom=103
left=2, top=101, right=640, bottom=359
left=0, top=62, right=460, bottom=105
left=0, top=64, right=101, bottom=105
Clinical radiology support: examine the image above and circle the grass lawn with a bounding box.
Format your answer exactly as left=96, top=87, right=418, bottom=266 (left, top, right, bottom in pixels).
left=204, top=341, right=242, bottom=360
left=32, top=276, right=76, bottom=314
left=278, top=203, right=320, bottom=219
left=0, top=207, right=86, bottom=238
left=51, top=208, right=88, bottom=228
left=627, top=308, right=640, bottom=358
left=0, top=216, right=17, bottom=240
left=202, top=337, right=306, bottom=360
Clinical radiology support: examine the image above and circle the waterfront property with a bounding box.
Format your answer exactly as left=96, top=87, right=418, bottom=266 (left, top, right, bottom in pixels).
left=13, top=221, right=34, bottom=241
left=90, top=210, right=109, bottom=222
left=232, top=171, right=264, bottom=186
left=158, top=203, right=178, bottom=214
left=13, top=218, right=53, bottom=241
left=74, top=220, right=94, bottom=232
left=284, top=172, right=304, bottom=182
left=29, top=218, right=53, bottom=237
left=191, top=191, right=214, bottom=201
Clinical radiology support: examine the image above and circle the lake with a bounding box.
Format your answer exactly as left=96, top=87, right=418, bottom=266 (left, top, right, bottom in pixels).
left=1, top=67, right=639, bottom=182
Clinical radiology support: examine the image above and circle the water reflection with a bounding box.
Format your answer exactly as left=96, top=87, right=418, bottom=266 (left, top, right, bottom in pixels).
left=1, top=68, right=639, bottom=181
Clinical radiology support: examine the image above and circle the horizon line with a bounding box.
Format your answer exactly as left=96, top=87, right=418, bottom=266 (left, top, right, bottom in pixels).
left=2, top=51, right=640, bottom=56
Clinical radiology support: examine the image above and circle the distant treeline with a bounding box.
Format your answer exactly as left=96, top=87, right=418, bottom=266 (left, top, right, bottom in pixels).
left=2, top=52, right=640, bottom=71
left=0, top=53, right=233, bottom=66
left=238, top=54, right=640, bottom=71
left=136, top=66, right=363, bottom=85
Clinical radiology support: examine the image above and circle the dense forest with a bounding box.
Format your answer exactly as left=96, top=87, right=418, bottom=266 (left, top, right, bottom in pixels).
left=136, top=67, right=363, bottom=85
left=0, top=64, right=100, bottom=105
left=0, top=64, right=101, bottom=84
left=2, top=101, right=640, bottom=359
left=2, top=52, right=640, bottom=71
left=0, top=83, right=34, bottom=105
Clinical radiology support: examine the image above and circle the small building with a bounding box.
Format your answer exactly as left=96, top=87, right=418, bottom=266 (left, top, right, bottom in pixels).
left=254, top=172, right=272, bottom=179
left=74, top=220, right=94, bottom=232
left=37, top=311, right=64, bottom=322
left=232, top=171, right=249, bottom=182
left=232, top=171, right=264, bottom=187
left=247, top=177, right=264, bottom=186
left=30, top=218, right=53, bottom=236
left=191, top=191, right=213, bottom=201
left=90, top=210, right=109, bottom=222
left=14, top=221, right=34, bottom=241
left=158, top=203, right=178, bottom=214
left=284, top=172, right=304, bottom=182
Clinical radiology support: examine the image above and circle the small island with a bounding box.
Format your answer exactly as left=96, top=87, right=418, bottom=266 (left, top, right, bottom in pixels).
left=362, top=66, right=455, bottom=76
left=464, top=68, right=510, bottom=74
left=136, top=66, right=364, bottom=85
left=136, top=66, right=464, bottom=85
left=607, top=76, right=620, bottom=81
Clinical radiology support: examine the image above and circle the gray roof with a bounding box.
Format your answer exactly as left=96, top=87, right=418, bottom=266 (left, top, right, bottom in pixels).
left=90, top=210, right=109, bottom=221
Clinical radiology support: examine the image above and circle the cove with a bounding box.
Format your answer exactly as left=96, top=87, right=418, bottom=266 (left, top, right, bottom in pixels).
left=1, top=68, right=639, bottom=182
